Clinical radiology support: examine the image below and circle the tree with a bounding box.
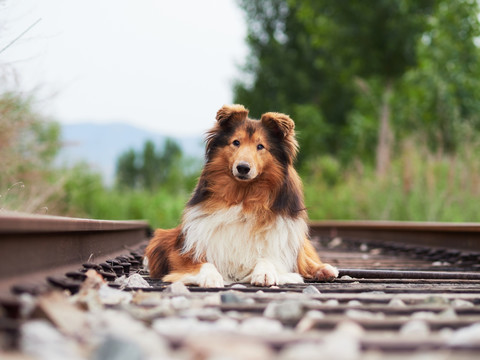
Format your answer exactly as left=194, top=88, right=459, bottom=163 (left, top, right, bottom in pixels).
left=141, top=140, right=158, bottom=190
left=394, top=0, right=480, bottom=153
left=116, top=149, right=138, bottom=189
left=234, top=0, right=480, bottom=171
left=115, top=138, right=193, bottom=192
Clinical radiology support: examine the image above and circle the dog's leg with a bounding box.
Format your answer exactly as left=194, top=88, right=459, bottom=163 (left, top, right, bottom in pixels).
left=146, top=227, right=224, bottom=287
left=297, top=239, right=339, bottom=281
left=163, top=262, right=224, bottom=288
left=145, top=227, right=180, bottom=279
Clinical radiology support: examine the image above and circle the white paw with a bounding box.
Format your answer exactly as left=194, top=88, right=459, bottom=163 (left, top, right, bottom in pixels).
left=197, top=263, right=224, bottom=288
left=278, top=272, right=304, bottom=285
left=250, top=260, right=279, bottom=286
left=314, top=263, right=339, bottom=281
left=251, top=271, right=278, bottom=286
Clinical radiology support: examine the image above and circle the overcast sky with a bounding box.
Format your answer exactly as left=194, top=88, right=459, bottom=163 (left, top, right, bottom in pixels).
left=0, top=0, right=248, bottom=136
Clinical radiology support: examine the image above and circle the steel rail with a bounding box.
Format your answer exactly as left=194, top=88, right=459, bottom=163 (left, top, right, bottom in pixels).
left=309, top=220, right=480, bottom=252
left=339, top=268, right=480, bottom=280
left=0, top=212, right=150, bottom=293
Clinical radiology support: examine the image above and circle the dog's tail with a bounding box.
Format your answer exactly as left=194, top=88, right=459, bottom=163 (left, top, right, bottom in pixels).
left=145, top=226, right=182, bottom=278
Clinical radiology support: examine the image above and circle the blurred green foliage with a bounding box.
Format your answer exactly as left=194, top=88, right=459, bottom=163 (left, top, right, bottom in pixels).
left=62, top=162, right=189, bottom=228
left=115, top=138, right=197, bottom=192
left=235, top=0, right=480, bottom=167
left=0, top=92, right=63, bottom=213
left=305, top=137, right=480, bottom=222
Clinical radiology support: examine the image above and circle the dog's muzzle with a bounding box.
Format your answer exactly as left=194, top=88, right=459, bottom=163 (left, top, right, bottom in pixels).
left=233, top=161, right=256, bottom=180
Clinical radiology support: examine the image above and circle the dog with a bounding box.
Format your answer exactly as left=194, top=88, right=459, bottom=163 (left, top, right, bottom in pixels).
left=145, top=104, right=338, bottom=287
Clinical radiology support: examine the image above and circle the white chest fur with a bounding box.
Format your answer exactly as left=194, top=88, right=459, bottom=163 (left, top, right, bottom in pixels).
left=181, top=204, right=308, bottom=282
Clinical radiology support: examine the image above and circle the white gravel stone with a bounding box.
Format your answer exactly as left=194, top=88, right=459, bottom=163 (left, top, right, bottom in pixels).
left=221, top=290, right=248, bottom=304
left=335, top=320, right=365, bottom=338
left=231, top=283, right=247, bottom=289
left=213, top=317, right=239, bottom=332
left=202, top=293, right=222, bottom=306
left=438, top=327, right=454, bottom=339
left=114, top=273, right=151, bottom=289
left=328, top=237, right=343, bottom=248
left=18, top=293, right=37, bottom=318
left=302, top=285, right=321, bottom=295
left=400, top=319, right=430, bottom=336
left=21, top=320, right=83, bottom=360
left=91, top=310, right=170, bottom=358
left=239, top=317, right=284, bottom=335
left=451, top=299, right=474, bottom=308
left=282, top=330, right=361, bottom=360
left=97, top=285, right=133, bottom=305
left=347, top=300, right=362, bottom=307
left=295, top=310, right=325, bottom=333
left=170, top=295, right=191, bottom=310
left=448, top=323, right=480, bottom=345
left=388, top=298, right=406, bottom=307
left=432, top=261, right=450, bottom=266
left=411, top=311, right=436, bottom=320
left=437, top=308, right=457, bottom=320
left=164, top=281, right=190, bottom=294
left=264, top=300, right=305, bottom=321
left=325, top=299, right=339, bottom=306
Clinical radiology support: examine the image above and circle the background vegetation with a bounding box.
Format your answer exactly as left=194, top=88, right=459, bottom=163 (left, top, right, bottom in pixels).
left=2, top=0, right=480, bottom=228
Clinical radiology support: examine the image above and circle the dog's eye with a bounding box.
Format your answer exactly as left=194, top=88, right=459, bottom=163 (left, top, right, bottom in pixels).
left=257, top=144, right=265, bottom=150
left=232, top=140, right=240, bottom=146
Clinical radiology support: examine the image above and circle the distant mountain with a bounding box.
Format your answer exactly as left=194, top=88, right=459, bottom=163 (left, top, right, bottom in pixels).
left=58, top=122, right=204, bottom=185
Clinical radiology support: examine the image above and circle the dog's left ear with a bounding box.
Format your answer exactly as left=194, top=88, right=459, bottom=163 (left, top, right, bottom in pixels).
left=261, top=112, right=298, bottom=161
left=260, top=112, right=295, bottom=138
left=216, top=104, right=249, bottom=128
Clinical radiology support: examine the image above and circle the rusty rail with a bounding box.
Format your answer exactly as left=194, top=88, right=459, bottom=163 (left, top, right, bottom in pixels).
left=310, top=220, right=480, bottom=252
left=0, top=212, right=150, bottom=293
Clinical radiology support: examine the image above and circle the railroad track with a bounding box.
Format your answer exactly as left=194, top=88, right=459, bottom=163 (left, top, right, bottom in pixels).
left=1, top=213, right=480, bottom=359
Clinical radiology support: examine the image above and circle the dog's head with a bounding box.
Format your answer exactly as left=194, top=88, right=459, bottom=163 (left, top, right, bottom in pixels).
left=205, top=105, right=298, bottom=182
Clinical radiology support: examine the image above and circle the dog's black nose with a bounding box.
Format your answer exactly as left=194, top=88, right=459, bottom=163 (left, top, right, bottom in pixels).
left=236, top=163, right=250, bottom=175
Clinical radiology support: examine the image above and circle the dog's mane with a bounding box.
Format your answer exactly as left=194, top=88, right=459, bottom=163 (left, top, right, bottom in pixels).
left=187, top=118, right=305, bottom=219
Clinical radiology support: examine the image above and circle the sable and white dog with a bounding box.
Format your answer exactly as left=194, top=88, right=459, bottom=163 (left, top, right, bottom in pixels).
left=145, top=105, right=338, bottom=287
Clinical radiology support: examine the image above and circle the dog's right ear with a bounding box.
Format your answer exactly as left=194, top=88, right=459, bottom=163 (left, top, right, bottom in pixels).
left=205, top=105, right=249, bottom=162
left=216, top=104, right=249, bottom=128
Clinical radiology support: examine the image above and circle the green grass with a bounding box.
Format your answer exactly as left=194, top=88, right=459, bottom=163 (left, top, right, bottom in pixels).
left=304, top=140, right=480, bottom=222
left=61, top=163, right=190, bottom=229
left=82, top=188, right=189, bottom=229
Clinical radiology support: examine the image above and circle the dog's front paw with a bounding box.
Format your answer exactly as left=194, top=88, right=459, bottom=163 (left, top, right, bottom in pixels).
left=250, top=260, right=279, bottom=286
left=314, top=263, right=339, bottom=281
left=197, top=263, right=225, bottom=288
left=251, top=271, right=278, bottom=286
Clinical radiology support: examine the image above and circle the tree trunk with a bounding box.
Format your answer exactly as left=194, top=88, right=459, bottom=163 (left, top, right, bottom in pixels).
left=376, top=79, right=394, bottom=176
